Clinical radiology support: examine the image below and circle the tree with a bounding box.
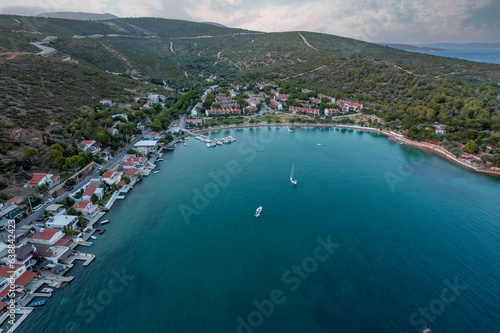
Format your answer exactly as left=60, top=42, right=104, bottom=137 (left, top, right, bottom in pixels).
left=36, top=183, right=49, bottom=194
left=24, top=148, right=39, bottom=161
left=90, top=194, right=98, bottom=205
left=62, top=196, right=75, bottom=209
left=77, top=216, right=88, bottom=228
left=493, top=155, right=500, bottom=167
left=66, top=178, right=76, bottom=186
left=62, top=224, right=78, bottom=236
left=463, top=141, right=479, bottom=154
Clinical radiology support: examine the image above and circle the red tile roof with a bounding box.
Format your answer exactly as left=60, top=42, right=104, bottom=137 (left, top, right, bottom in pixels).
left=117, top=180, right=126, bottom=187
left=80, top=140, right=94, bottom=145
left=15, top=271, right=37, bottom=287
left=74, top=201, right=92, bottom=209
left=128, top=157, right=141, bottom=162
left=0, top=264, right=23, bottom=278
left=28, top=173, right=49, bottom=187
left=54, top=235, right=73, bottom=247
left=27, top=228, right=61, bottom=241
left=123, top=168, right=137, bottom=176
left=102, top=171, right=115, bottom=178
left=6, top=196, right=20, bottom=204
left=82, top=184, right=98, bottom=197
left=0, top=302, right=7, bottom=311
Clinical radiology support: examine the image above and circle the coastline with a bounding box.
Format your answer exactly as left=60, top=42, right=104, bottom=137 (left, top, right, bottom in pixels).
left=191, top=122, right=500, bottom=177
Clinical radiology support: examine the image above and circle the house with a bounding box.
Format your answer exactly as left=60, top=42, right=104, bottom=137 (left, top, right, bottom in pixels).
left=81, top=184, right=103, bottom=201
left=337, top=100, right=363, bottom=110
left=205, top=108, right=242, bottom=116
left=26, top=173, right=53, bottom=188
left=99, top=99, right=113, bottom=106
left=45, top=215, right=78, bottom=229
left=45, top=204, right=64, bottom=214
left=325, top=108, right=341, bottom=116
left=72, top=201, right=99, bottom=218
left=0, top=264, right=37, bottom=299
left=101, top=170, right=122, bottom=185
left=5, top=196, right=22, bottom=206
left=27, top=228, right=64, bottom=245
left=143, top=132, right=161, bottom=140
left=133, top=140, right=162, bottom=155
left=275, top=94, right=290, bottom=101
left=269, top=99, right=283, bottom=110
left=107, top=128, right=119, bottom=136
left=434, top=124, right=448, bottom=134
left=123, top=168, right=138, bottom=177
left=0, top=244, right=35, bottom=266
left=78, top=140, right=100, bottom=153
left=289, top=106, right=320, bottom=115
left=117, top=180, right=126, bottom=188
left=33, top=244, right=73, bottom=264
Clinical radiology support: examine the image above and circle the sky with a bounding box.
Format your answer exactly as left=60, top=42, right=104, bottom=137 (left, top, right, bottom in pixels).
left=1, top=0, right=499, bottom=44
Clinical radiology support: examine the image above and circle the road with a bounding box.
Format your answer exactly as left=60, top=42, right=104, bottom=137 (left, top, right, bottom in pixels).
left=30, top=42, right=55, bottom=55
left=16, top=132, right=147, bottom=228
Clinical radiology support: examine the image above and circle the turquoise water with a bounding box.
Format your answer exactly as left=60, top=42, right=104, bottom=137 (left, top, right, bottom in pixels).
left=18, top=128, right=500, bottom=333
left=412, top=48, right=500, bottom=65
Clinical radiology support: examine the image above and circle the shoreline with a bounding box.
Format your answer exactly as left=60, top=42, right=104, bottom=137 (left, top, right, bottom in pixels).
left=191, top=122, right=500, bottom=178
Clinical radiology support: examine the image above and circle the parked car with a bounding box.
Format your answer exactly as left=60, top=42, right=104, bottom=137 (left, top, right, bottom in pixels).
left=46, top=197, right=54, bottom=203
left=67, top=186, right=74, bottom=191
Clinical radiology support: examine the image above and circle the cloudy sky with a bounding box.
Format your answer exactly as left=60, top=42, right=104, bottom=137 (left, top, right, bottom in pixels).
left=1, top=0, right=499, bottom=44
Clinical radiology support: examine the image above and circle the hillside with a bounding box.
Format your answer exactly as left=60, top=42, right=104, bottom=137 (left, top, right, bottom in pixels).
left=35, top=12, right=120, bottom=21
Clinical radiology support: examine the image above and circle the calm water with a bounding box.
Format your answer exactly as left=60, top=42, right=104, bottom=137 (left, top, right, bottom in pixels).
left=18, top=128, right=500, bottom=333
left=412, top=48, right=500, bottom=65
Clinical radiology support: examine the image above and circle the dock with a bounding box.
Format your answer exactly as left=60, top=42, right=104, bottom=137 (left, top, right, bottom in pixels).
left=6, top=308, right=33, bottom=333
left=63, top=252, right=95, bottom=267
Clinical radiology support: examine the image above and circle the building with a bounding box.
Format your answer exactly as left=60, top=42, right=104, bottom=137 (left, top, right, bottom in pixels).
left=143, top=132, right=161, bottom=140
left=26, top=173, right=59, bottom=189
left=289, top=106, right=320, bottom=115
left=325, top=108, right=341, bottom=116
left=72, top=201, right=99, bottom=219
left=133, top=140, right=162, bottom=155
left=107, top=128, right=119, bottom=136
left=205, top=108, right=242, bottom=116
left=27, top=228, right=64, bottom=246
left=34, top=244, right=73, bottom=264
left=81, top=183, right=104, bottom=201
left=78, top=140, right=100, bottom=153
left=434, top=124, right=448, bottom=134
left=269, top=99, right=283, bottom=110
left=0, top=264, right=37, bottom=299
left=123, top=168, right=138, bottom=177
left=99, top=99, right=113, bottom=106
left=101, top=170, right=122, bottom=186
left=45, top=215, right=78, bottom=229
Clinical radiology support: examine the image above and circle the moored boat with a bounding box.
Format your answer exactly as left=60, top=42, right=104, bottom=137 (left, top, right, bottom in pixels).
left=100, top=219, right=110, bottom=225
left=30, top=300, right=46, bottom=307
left=41, top=288, right=53, bottom=293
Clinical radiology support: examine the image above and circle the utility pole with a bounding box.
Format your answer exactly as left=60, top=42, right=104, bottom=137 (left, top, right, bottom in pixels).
left=27, top=195, right=33, bottom=213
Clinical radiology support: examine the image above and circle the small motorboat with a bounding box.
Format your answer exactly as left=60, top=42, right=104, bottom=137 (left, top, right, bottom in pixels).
left=41, top=288, right=53, bottom=293
left=255, top=206, right=262, bottom=217
left=157, top=158, right=164, bottom=161
left=97, top=228, right=106, bottom=234
left=153, top=168, right=160, bottom=174
left=30, top=300, right=46, bottom=307
left=90, top=236, right=97, bottom=240
left=100, top=219, right=110, bottom=225
left=317, top=143, right=322, bottom=146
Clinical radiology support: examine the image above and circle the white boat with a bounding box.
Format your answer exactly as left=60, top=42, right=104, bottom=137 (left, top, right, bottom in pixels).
left=287, top=127, right=293, bottom=132
left=290, top=164, right=297, bottom=185
left=183, top=143, right=187, bottom=146
left=41, top=288, right=53, bottom=293
left=153, top=170, right=160, bottom=174
left=100, top=219, right=110, bottom=225
left=90, top=236, right=97, bottom=240
left=317, top=143, right=322, bottom=146
left=206, top=143, right=211, bottom=148
left=255, top=206, right=262, bottom=217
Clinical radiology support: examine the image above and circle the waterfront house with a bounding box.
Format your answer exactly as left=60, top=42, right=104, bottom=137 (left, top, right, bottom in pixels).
left=0, top=244, right=35, bottom=267
left=33, top=244, right=73, bottom=264
left=123, top=168, right=138, bottom=177
left=0, top=264, right=37, bottom=299
left=81, top=183, right=103, bottom=201
left=27, top=228, right=64, bottom=246
left=45, top=215, right=78, bottom=229
left=133, top=140, right=162, bottom=155
left=71, top=201, right=99, bottom=219
left=101, top=170, right=123, bottom=185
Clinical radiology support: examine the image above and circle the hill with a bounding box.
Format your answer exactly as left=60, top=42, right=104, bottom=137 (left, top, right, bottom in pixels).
left=35, top=12, right=119, bottom=21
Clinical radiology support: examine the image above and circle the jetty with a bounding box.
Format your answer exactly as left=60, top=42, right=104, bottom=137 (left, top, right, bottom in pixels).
left=63, top=252, right=95, bottom=267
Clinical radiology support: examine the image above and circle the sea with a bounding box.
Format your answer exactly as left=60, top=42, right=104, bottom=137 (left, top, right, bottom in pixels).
left=412, top=48, right=500, bottom=65
left=13, top=127, right=500, bottom=333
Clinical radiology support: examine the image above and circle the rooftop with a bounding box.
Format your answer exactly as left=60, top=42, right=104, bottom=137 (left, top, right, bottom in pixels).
left=27, top=228, right=61, bottom=241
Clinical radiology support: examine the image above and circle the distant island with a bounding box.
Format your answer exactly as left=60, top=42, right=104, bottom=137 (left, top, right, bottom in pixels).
left=381, top=44, right=447, bottom=52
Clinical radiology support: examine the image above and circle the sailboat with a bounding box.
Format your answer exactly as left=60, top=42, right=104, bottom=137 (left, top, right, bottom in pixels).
left=290, top=164, right=298, bottom=185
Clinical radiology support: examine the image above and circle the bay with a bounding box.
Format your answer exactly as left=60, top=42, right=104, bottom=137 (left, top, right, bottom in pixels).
left=18, top=127, right=500, bottom=333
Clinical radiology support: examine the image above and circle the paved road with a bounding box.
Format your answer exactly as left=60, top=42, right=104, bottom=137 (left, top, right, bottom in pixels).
left=30, top=42, right=55, bottom=55
left=16, top=132, right=147, bottom=228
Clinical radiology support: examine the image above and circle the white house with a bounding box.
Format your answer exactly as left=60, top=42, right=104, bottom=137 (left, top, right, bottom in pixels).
left=133, top=140, right=162, bottom=155
left=45, top=215, right=78, bottom=229
left=27, top=228, right=64, bottom=246
left=101, top=170, right=122, bottom=186
left=81, top=183, right=104, bottom=201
